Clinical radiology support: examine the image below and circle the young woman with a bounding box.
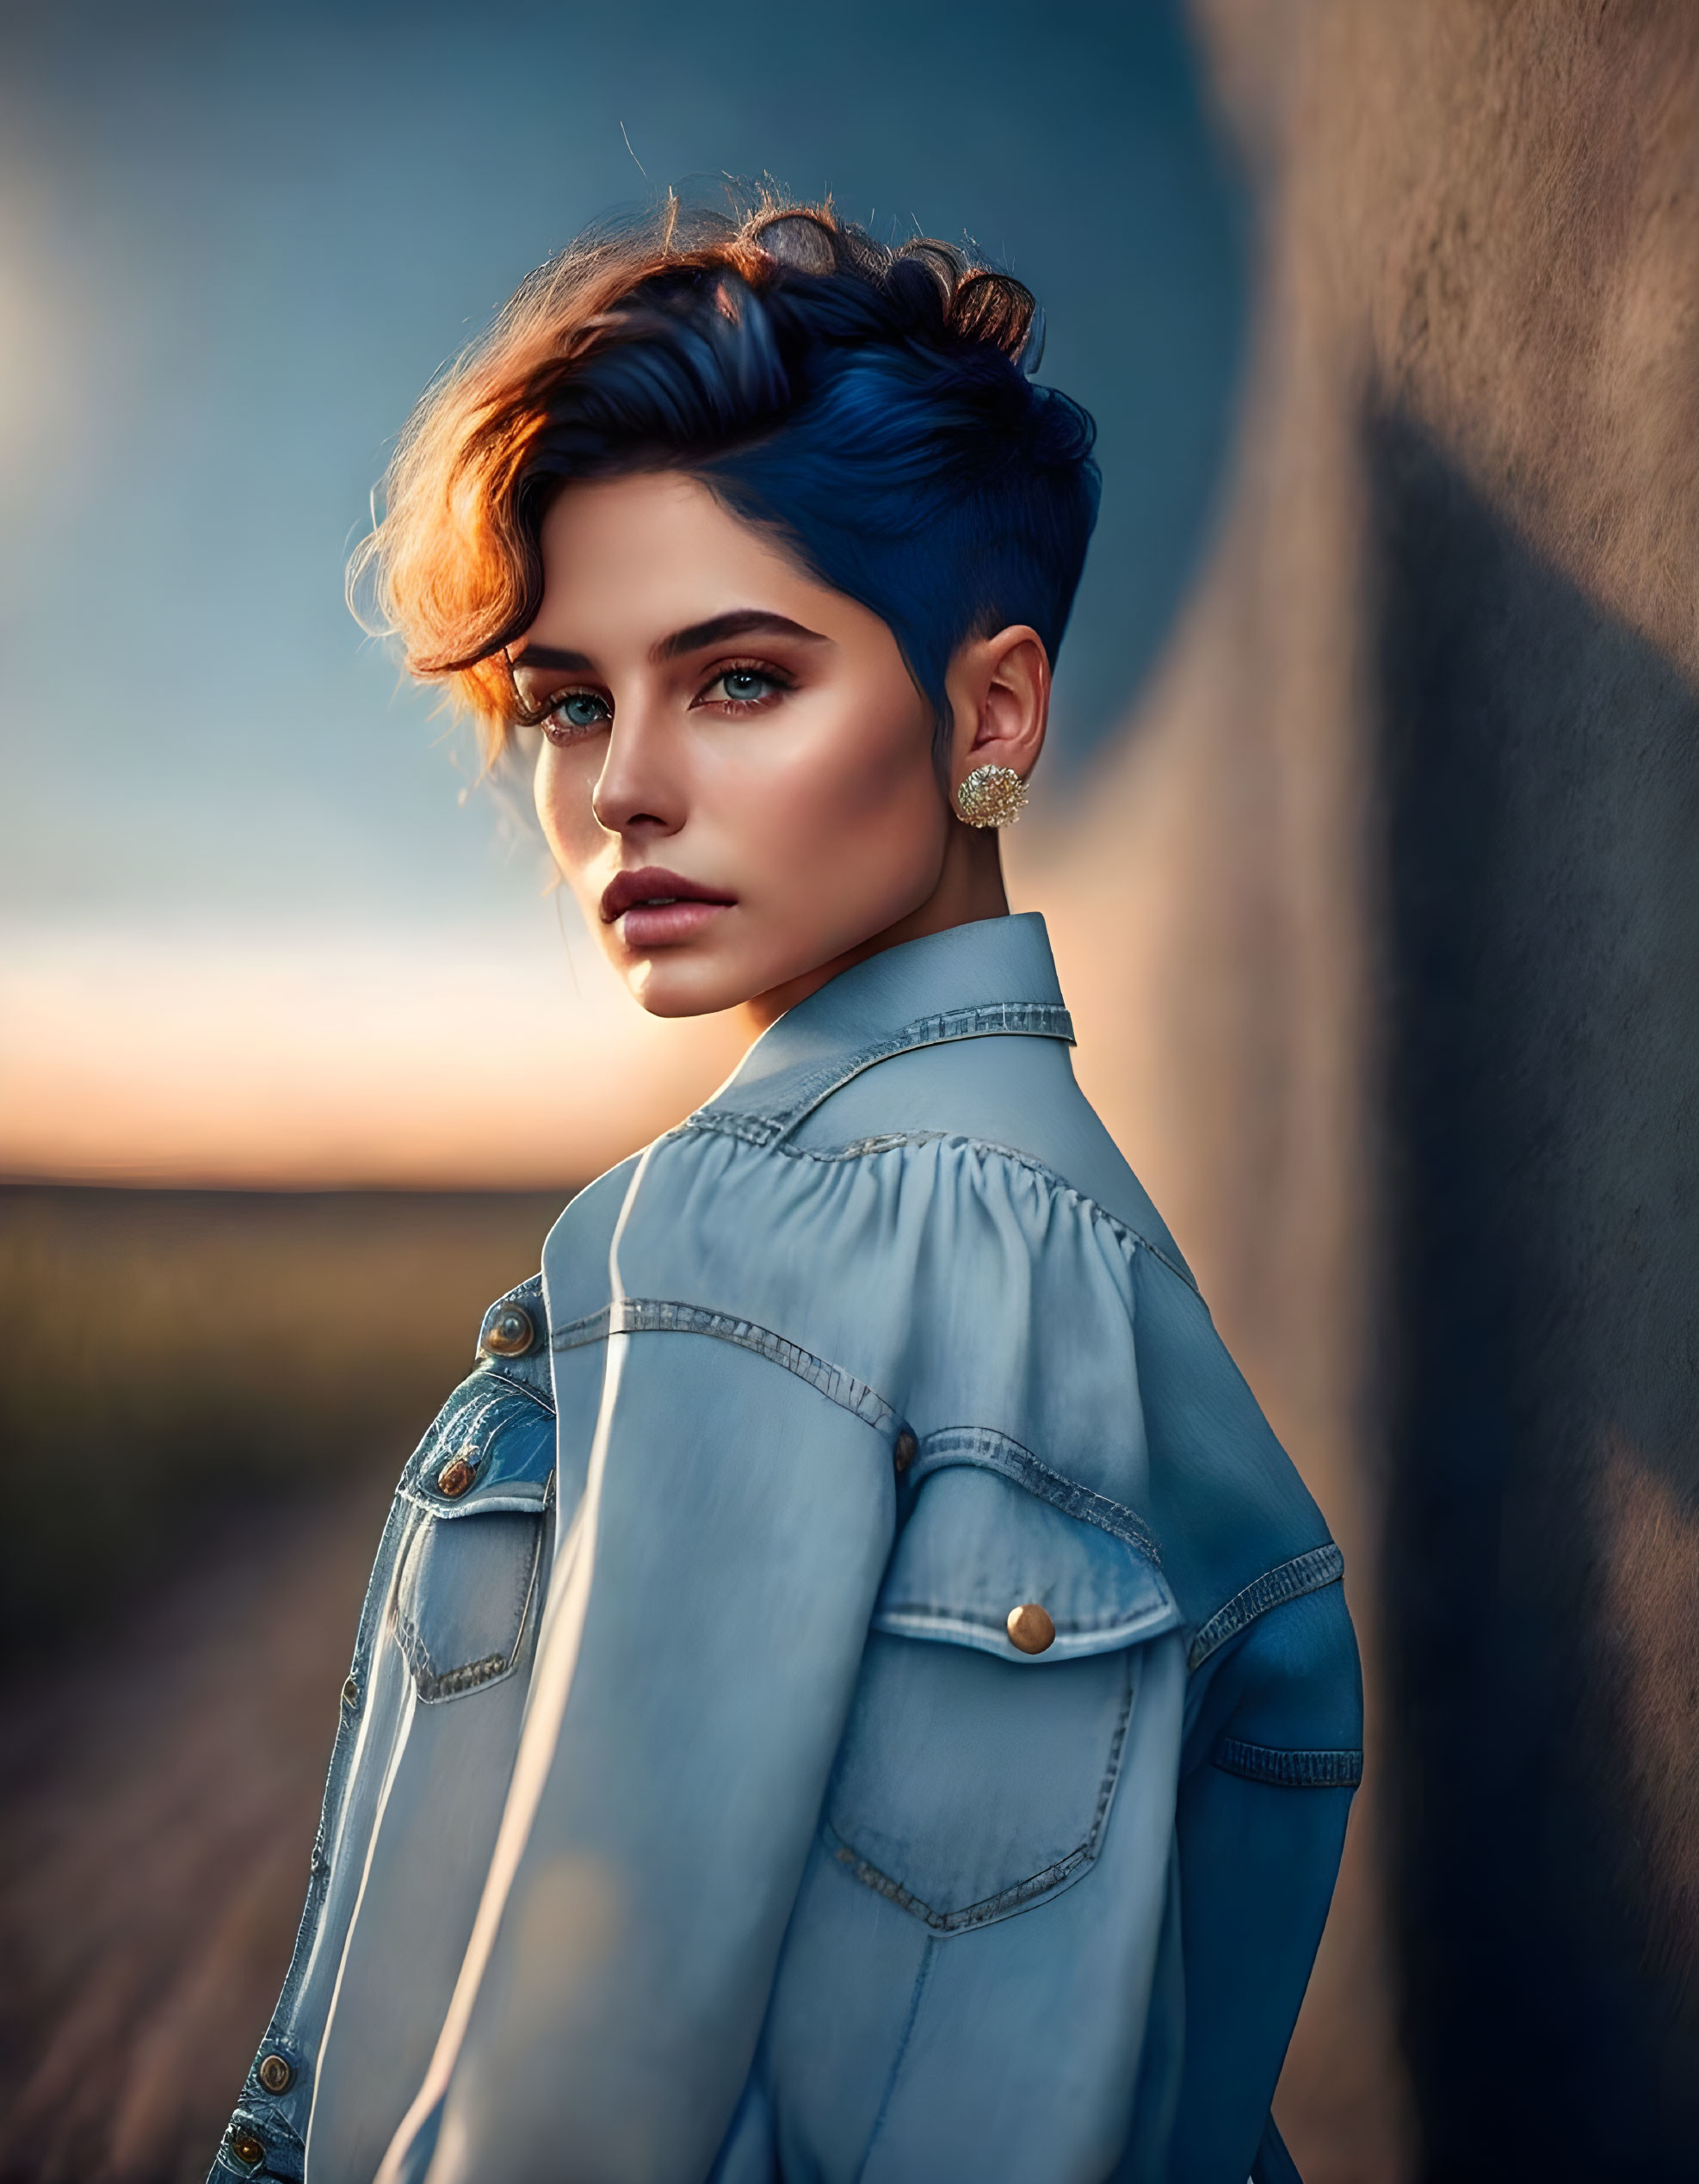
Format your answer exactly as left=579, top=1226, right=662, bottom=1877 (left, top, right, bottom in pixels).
left=211, top=198, right=1361, bottom=2184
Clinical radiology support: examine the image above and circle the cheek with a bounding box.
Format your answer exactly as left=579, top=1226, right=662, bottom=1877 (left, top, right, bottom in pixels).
left=534, top=743, right=602, bottom=870
left=752, top=693, right=939, bottom=876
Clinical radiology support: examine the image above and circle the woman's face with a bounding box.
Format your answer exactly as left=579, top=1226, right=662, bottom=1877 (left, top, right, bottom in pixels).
left=515, top=471, right=1037, bottom=1026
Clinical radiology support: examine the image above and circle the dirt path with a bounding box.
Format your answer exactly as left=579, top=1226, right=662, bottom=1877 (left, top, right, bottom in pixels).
left=0, top=1475, right=393, bottom=2184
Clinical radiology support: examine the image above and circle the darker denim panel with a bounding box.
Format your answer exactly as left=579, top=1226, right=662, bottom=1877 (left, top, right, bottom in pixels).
left=1187, top=1544, right=1345, bottom=1671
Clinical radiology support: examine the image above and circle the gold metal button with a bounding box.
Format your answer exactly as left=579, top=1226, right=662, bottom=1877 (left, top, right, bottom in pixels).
left=480, top=1303, right=535, bottom=1358
left=436, top=1450, right=477, bottom=1499
left=893, top=1428, right=917, bottom=1474
left=256, top=2053, right=293, bottom=2095
left=1006, top=1602, right=1056, bottom=1655
left=227, top=2128, right=267, bottom=2170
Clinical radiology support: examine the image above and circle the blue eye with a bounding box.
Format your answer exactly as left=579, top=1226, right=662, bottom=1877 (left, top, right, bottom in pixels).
left=547, top=690, right=611, bottom=732
left=701, top=665, right=788, bottom=708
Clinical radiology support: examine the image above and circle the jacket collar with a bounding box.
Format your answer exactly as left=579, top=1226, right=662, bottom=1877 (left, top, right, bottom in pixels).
left=692, top=912, right=1072, bottom=1146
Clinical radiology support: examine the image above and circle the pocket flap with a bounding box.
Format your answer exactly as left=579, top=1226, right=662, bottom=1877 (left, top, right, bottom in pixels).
left=873, top=1461, right=1180, bottom=1663
left=404, top=1378, right=556, bottom=1519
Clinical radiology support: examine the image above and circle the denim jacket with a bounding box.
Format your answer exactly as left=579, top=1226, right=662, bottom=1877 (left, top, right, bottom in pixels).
left=211, top=912, right=1362, bottom=2184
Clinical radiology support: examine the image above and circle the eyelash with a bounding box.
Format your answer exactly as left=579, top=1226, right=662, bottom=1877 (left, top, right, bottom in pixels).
left=698, top=658, right=795, bottom=711
left=526, top=659, right=796, bottom=743
left=532, top=688, right=612, bottom=741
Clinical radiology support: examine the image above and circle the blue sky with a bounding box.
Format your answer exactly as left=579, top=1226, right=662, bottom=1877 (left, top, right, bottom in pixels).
left=0, top=0, right=1246, bottom=929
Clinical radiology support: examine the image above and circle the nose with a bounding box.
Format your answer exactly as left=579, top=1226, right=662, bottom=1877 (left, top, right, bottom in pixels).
left=590, top=705, right=683, bottom=837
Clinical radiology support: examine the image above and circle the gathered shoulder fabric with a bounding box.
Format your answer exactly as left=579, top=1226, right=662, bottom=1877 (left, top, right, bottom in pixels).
left=210, top=914, right=1361, bottom=2184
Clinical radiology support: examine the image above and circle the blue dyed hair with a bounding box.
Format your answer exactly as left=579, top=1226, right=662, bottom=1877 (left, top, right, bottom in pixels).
left=364, top=198, right=1100, bottom=757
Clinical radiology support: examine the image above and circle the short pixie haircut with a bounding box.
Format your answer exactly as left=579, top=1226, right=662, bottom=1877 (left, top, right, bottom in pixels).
left=353, top=194, right=1101, bottom=760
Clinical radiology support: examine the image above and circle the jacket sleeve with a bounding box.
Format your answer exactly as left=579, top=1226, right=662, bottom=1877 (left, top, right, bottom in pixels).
left=1168, top=1580, right=1363, bottom=2184
left=1121, top=1244, right=1362, bottom=2182
left=378, top=1304, right=900, bottom=2184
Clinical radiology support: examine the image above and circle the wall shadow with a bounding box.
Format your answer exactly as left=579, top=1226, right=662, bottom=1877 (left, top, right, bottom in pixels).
left=1370, top=410, right=1699, bottom=2178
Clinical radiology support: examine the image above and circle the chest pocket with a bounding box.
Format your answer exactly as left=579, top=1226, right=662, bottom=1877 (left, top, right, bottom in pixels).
left=392, top=1379, right=555, bottom=1704
left=823, top=1459, right=1181, bottom=1933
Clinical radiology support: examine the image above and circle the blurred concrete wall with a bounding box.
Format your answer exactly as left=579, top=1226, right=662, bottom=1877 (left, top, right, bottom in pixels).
left=1022, top=4, right=1699, bottom=2176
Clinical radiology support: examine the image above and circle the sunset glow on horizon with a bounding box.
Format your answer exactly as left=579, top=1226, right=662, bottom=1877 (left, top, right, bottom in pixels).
left=0, top=910, right=745, bottom=1190
left=0, top=780, right=1194, bottom=1217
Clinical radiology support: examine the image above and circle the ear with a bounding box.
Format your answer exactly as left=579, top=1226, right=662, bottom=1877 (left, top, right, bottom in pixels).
left=942, top=625, right=1050, bottom=805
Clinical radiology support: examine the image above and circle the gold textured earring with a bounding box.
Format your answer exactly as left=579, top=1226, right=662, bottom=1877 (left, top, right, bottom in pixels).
left=955, top=763, right=1029, bottom=829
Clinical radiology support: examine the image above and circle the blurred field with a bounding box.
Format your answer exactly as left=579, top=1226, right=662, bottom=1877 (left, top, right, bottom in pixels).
left=0, top=1184, right=567, bottom=1655
left=0, top=1185, right=568, bottom=2183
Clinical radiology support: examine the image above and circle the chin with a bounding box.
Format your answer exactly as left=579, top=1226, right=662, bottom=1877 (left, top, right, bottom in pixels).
left=622, top=957, right=750, bottom=1020
left=622, top=936, right=829, bottom=1021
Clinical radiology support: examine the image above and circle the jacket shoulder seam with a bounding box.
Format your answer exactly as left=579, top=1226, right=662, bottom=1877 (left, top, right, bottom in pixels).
left=551, top=1296, right=899, bottom=1436
left=679, top=1118, right=1202, bottom=1296
left=1187, top=1542, right=1346, bottom=1672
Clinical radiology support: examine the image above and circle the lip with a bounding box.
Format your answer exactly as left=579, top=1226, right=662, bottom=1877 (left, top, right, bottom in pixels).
left=600, top=866, right=737, bottom=947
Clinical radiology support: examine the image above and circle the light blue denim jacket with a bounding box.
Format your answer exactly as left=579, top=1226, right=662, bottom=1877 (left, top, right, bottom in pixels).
left=212, top=912, right=1361, bottom=2184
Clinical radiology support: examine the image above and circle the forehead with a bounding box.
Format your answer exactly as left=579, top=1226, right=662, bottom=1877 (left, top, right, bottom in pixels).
left=529, top=472, right=842, bottom=645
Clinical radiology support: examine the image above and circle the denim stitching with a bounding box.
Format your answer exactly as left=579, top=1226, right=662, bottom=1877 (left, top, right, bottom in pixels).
left=905, top=1426, right=1164, bottom=1562
left=689, top=1003, right=1076, bottom=1146
left=1187, top=1543, right=1347, bottom=1670
left=681, top=1120, right=1201, bottom=1295
left=439, top=1377, right=554, bottom=1429
left=683, top=1108, right=774, bottom=1149
left=764, top=1003, right=1076, bottom=1135
left=874, top=1604, right=1171, bottom=1648
left=1089, top=1647, right=1139, bottom=1845
left=397, top=1384, right=556, bottom=1517
left=396, top=1482, right=553, bottom=1521
left=854, top=1934, right=937, bottom=2184
left=824, top=1829, right=1096, bottom=1935
left=1212, top=1738, right=1364, bottom=1789
left=551, top=1299, right=899, bottom=1435
left=393, top=1508, right=544, bottom=1705
left=473, top=1354, right=556, bottom=1415
left=408, top=1652, right=510, bottom=1701
left=823, top=1653, right=1136, bottom=1934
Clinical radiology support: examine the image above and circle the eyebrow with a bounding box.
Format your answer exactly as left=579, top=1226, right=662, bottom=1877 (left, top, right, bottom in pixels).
left=651, top=610, right=829, bottom=663
left=510, top=609, right=829, bottom=679
left=508, top=644, right=595, bottom=676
